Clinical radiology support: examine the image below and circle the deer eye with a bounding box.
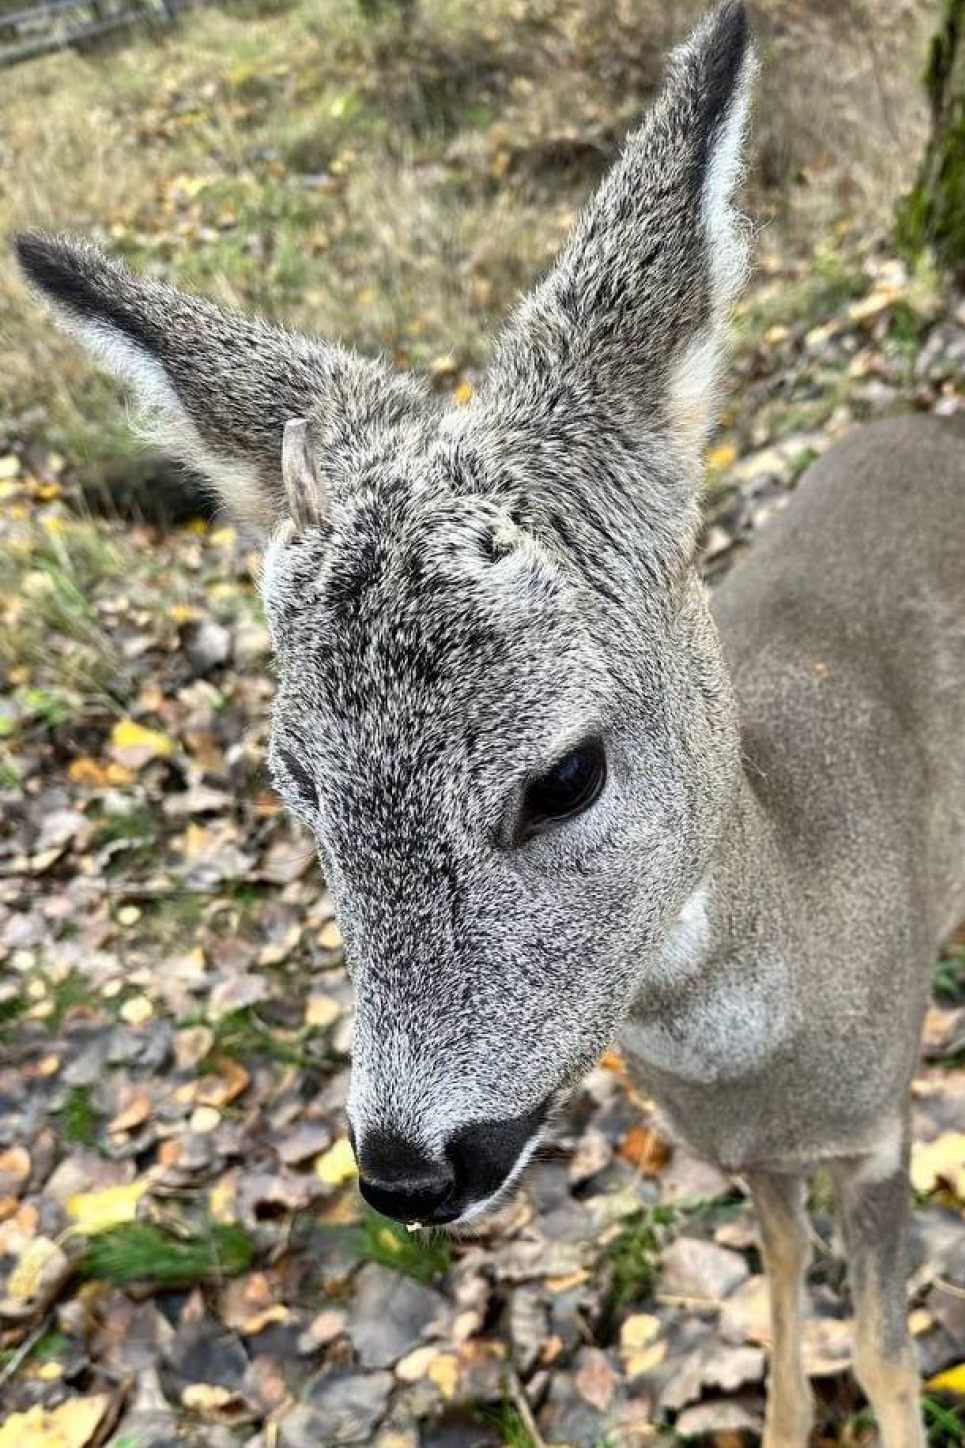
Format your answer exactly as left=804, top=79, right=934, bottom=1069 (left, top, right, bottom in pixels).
left=515, top=738, right=606, bottom=844
left=275, top=747, right=318, bottom=810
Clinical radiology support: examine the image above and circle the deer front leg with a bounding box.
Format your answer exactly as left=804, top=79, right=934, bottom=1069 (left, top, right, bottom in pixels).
left=832, top=1140, right=924, bottom=1448
left=746, top=1169, right=814, bottom=1448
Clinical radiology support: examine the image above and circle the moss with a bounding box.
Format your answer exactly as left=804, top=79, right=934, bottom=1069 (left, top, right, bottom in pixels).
left=897, top=0, right=965, bottom=277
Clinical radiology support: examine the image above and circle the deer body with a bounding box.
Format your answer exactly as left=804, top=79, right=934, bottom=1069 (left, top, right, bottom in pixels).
left=626, top=414, right=965, bottom=1173
left=16, top=5, right=955, bottom=1442
left=620, top=415, right=965, bottom=1446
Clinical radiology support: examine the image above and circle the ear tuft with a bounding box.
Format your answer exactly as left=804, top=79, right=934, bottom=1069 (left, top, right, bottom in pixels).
left=16, top=231, right=102, bottom=318
left=15, top=230, right=428, bottom=538
left=688, top=2, right=750, bottom=174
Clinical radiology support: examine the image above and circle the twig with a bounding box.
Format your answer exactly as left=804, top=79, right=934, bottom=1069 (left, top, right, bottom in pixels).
left=506, top=1364, right=548, bottom=1448
left=933, top=1274, right=965, bottom=1302
left=0, top=1312, right=54, bottom=1391
left=655, top=1291, right=724, bottom=1311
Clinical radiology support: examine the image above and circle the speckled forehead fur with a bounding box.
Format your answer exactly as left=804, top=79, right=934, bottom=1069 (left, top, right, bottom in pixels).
left=15, top=3, right=756, bottom=1147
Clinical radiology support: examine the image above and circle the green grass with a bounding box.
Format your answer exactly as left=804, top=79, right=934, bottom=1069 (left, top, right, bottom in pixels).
left=934, top=946, right=965, bottom=1003
left=0, top=990, right=27, bottom=1029
left=57, top=1084, right=101, bottom=1146
left=200, top=1005, right=313, bottom=1068
left=923, top=1393, right=965, bottom=1446
left=0, top=516, right=130, bottom=704
left=739, top=245, right=868, bottom=344
left=31, top=1328, right=72, bottom=1365
left=80, top=1220, right=254, bottom=1287
left=93, top=804, right=158, bottom=849
left=482, top=1399, right=539, bottom=1448
left=46, top=970, right=100, bottom=1027
left=347, top=1206, right=452, bottom=1284
left=606, top=1206, right=674, bottom=1313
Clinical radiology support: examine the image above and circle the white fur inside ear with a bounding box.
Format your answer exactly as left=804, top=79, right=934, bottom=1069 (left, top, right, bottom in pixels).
left=668, top=48, right=757, bottom=455
left=68, top=315, right=269, bottom=529
left=69, top=316, right=178, bottom=414
left=703, top=49, right=757, bottom=318
left=667, top=330, right=721, bottom=454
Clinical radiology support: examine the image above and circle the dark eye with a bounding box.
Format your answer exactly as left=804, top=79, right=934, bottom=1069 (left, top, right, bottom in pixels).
left=515, top=738, right=606, bottom=844
left=276, top=746, right=318, bottom=810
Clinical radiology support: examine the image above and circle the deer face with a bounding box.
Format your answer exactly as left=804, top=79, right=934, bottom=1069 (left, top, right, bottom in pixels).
left=17, top=1, right=754, bottom=1224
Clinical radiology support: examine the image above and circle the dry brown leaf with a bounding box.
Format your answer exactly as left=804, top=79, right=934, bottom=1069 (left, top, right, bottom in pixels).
left=620, top=1125, right=672, bottom=1175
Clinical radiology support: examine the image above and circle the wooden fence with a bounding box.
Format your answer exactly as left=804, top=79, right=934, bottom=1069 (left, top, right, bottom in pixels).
left=0, top=0, right=199, bottom=68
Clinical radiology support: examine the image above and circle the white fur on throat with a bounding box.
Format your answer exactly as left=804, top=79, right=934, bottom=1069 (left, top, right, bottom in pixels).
left=621, top=881, right=790, bottom=1084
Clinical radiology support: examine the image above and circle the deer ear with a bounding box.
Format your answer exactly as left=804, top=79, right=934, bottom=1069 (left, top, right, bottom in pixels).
left=15, top=232, right=424, bottom=537
left=486, top=0, right=756, bottom=459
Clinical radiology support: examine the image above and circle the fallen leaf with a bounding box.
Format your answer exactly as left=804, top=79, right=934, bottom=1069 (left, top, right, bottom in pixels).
left=0, top=1394, right=111, bottom=1448
left=119, top=994, right=154, bottom=1027
left=0, top=1146, right=31, bottom=1195
left=427, top=1352, right=460, bottom=1399
left=620, top=1124, right=671, bottom=1175
left=396, top=1344, right=441, bottom=1382
left=927, top=1362, right=965, bottom=1393
left=196, top=1056, right=250, bottom=1108
left=109, top=718, right=176, bottom=768
left=305, top=993, right=342, bottom=1030
left=620, top=1313, right=667, bottom=1377
left=911, top=1132, right=965, bottom=1197
left=316, top=1137, right=357, bottom=1186
left=108, top=1088, right=152, bottom=1135
left=4, top=1236, right=70, bottom=1308
left=67, top=1179, right=149, bottom=1236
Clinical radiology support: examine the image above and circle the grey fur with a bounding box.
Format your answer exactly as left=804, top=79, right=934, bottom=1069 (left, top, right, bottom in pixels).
left=15, top=3, right=953, bottom=1439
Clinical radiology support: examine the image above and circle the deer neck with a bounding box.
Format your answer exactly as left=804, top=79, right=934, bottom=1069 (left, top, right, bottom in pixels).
left=619, top=766, right=796, bottom=1086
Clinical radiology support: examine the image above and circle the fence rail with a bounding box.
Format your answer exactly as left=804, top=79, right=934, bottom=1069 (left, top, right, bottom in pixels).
left=0, top=0, right=195, bottom=68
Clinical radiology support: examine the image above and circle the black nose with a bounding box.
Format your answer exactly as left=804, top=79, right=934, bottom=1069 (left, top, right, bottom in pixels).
left=356, top=1130, right=457, bottom=1225
left=355, top=1100, right=550, bottom=1226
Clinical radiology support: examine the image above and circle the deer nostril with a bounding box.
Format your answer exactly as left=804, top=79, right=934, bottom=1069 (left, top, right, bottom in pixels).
left=355, top=1128, right=458, bottom=1226
left=358, top=1168, right=457, bottom=1225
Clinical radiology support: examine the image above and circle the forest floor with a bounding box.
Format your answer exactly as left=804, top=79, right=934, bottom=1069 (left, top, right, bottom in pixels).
left=3, top=3, right=965, bottom=1447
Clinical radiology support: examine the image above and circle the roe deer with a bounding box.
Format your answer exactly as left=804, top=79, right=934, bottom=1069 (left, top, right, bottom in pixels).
left=16, top=4, right=960, bottom=1442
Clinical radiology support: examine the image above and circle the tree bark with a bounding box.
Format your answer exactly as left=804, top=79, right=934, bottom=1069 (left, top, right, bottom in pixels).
left=899, top=0, right=965, bottom=278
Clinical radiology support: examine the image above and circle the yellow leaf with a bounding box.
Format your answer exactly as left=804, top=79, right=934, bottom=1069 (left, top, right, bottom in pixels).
left=0, top=1394, right=110, bottom=1448
left=169, top=602, right=199, bottom=623
left=620, top=1313, right=661, bottom=1353
left=209, top=1175, right=238, bottom=1223
left=315, top=1137, right=357, bottom=1186
left=305, top=993, right=341, bottom=1030
left=318, top=919, right=343, bottom=951
left=6, top=1237, right=67, bottom=1302
left=910, top=1132, right=965, bottom=1198
left=927, top=1363, right=965, bottom=1394
left=67, top=1179, right=148, bottom=1236
left=625, top=1339, right=667, bottom=1378
left=110, top=718, right=175, bottom=767
left=119, top=994, right=154, bottom=1027
left=706, top=441, right=738, bottom=471
left=395, top=1344, right=441, bottom=1382
left=427, top=1352, right=460, bottom=1399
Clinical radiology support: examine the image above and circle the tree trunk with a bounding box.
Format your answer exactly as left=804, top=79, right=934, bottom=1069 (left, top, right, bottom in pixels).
left=899, top=0, right=965, bottom=278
